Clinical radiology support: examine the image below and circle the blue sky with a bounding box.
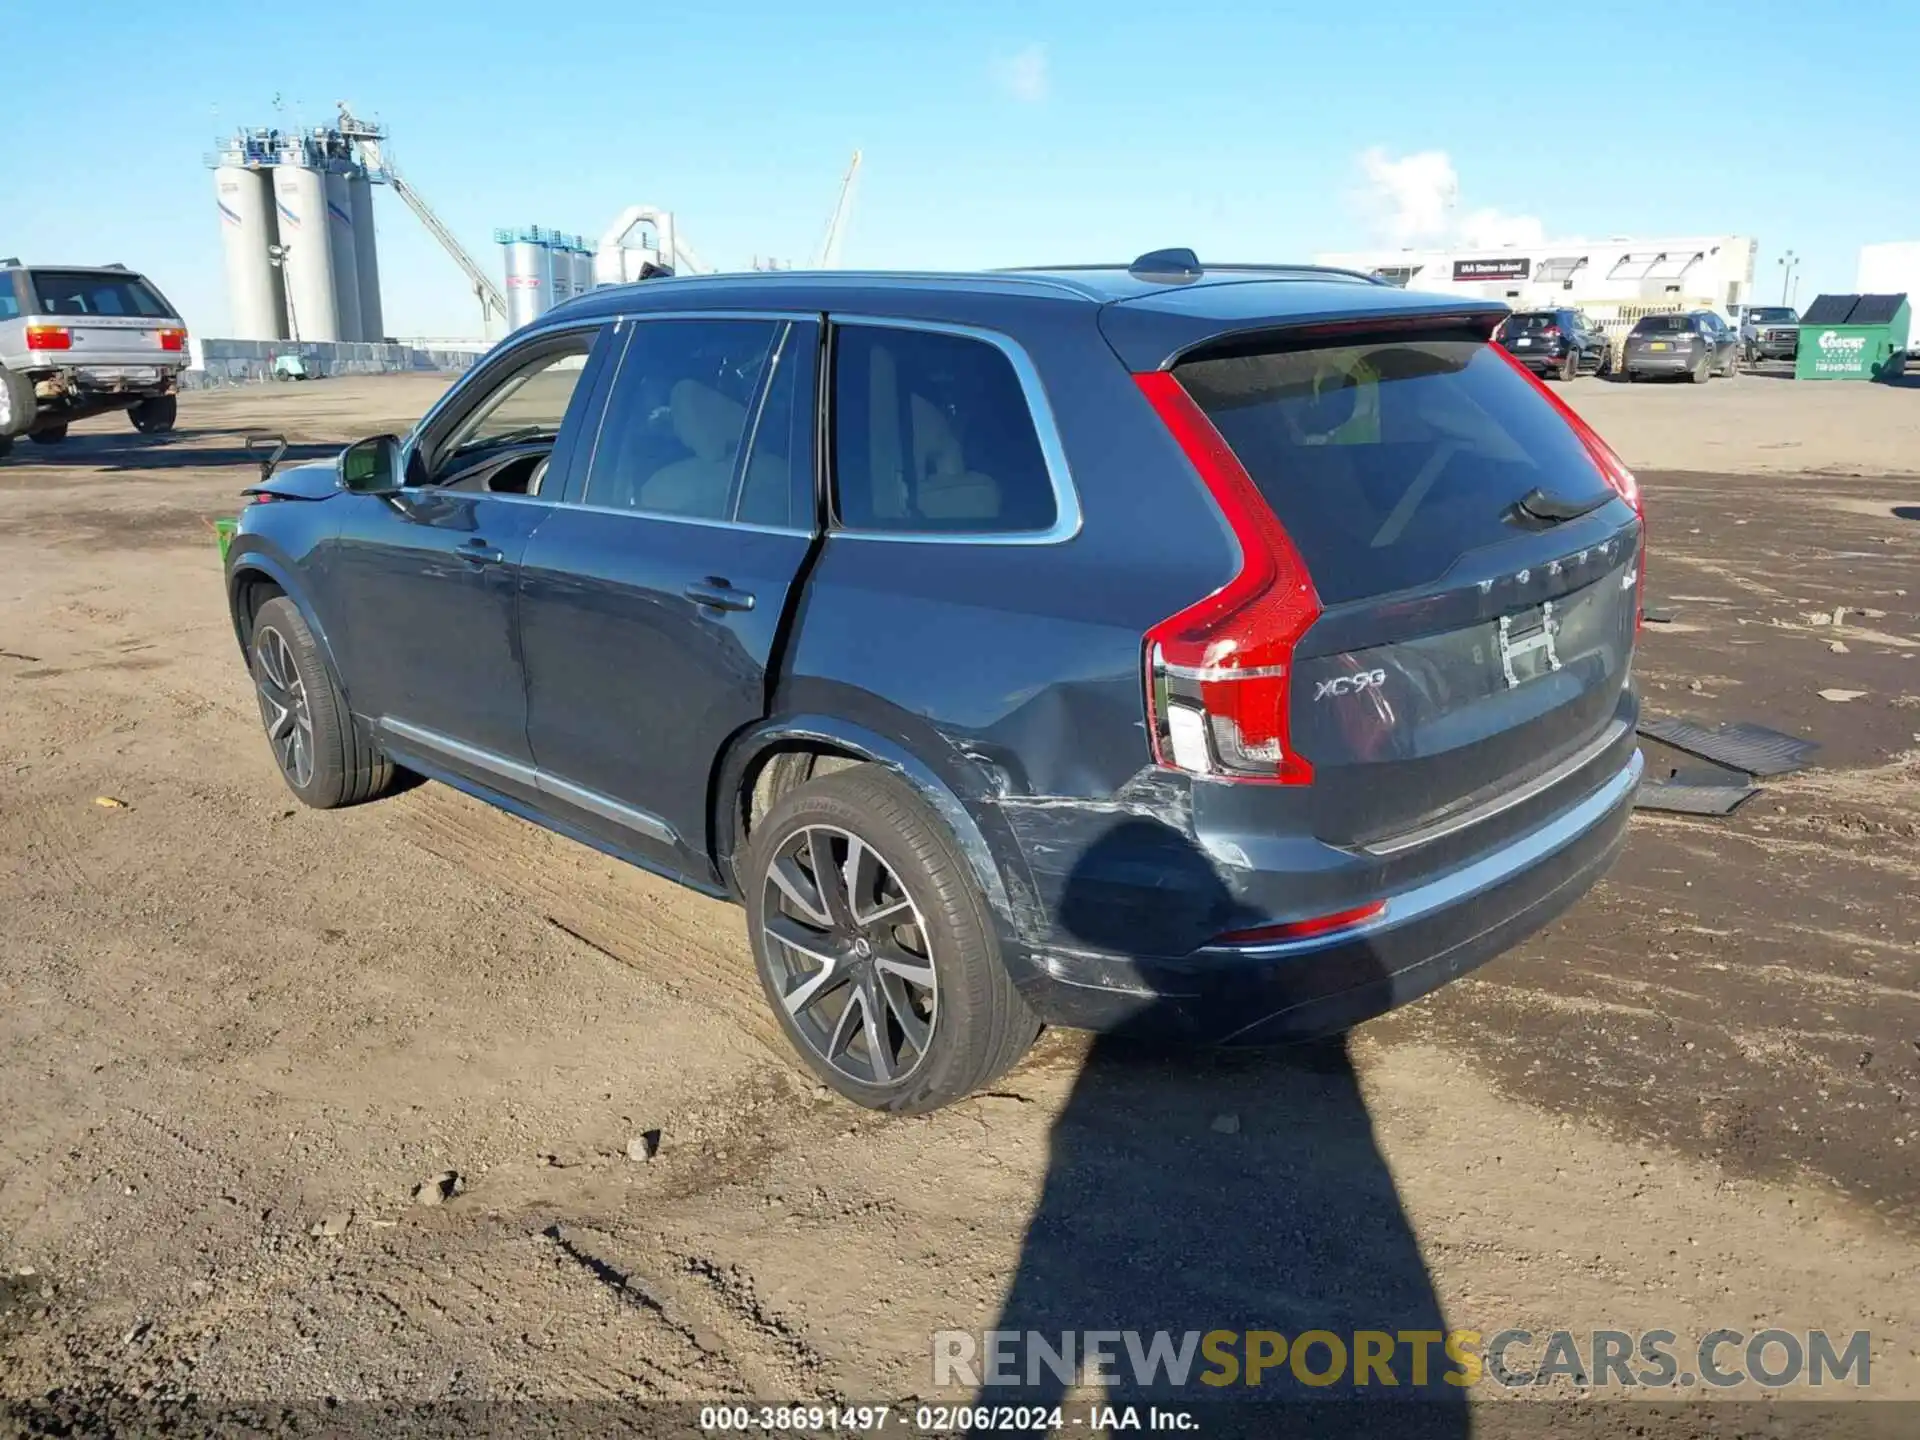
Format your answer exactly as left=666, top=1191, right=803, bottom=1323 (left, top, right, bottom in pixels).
left=5, top=0, right=1915, bottom=338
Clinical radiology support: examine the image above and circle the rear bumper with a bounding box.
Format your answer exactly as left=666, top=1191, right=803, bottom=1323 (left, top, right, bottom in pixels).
left=1007, top=750, right=1641, bottom=1043
left=1501, top=345, right=1567, bottom=369
left=1624, top=350, right=1700, bottom=373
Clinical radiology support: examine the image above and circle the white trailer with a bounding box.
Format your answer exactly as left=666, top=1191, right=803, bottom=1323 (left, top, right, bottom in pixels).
left=1857, top=243, right=1920, bottom=353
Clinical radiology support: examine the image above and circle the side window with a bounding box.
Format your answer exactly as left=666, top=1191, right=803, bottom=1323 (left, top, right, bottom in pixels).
left=0, top=278, right=18, bottom=322
left=428, top=329, right=602, bottom=484
left=583, top=318, right=780, bottom=520
left=831, top=324, right=1057, bottom=535
left=735, top=323, right=817, bottom=529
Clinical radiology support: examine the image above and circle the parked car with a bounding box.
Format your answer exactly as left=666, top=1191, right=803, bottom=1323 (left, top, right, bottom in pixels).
left=1622, top=311, right=1739, bottom=382
left=1494, top=307, right=1613, bottom=380
left=223, top=251, right=1645, bottom=1112
left=0, top=261, right=187, bottom=457
left=1740, top=305, right=1800, bottom=363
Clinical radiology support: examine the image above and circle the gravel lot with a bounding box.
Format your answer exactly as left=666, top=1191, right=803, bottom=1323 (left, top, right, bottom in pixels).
left=2, top=371, right=1917, bottom=1433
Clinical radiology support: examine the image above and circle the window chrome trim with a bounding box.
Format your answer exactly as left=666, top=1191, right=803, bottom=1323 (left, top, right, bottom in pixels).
left=378, top=717, right=678, bottom=846
left=824, top=314, right=1084, bottom=547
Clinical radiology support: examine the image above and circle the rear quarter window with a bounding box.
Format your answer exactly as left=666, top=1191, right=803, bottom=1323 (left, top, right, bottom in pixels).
left=831, top=324, right=1057, bottom=536
left=1174, top=334, right=1613, bottom=604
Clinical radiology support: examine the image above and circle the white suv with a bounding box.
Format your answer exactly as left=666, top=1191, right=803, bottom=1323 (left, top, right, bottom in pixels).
left=0, top=261, right=189, bottom=458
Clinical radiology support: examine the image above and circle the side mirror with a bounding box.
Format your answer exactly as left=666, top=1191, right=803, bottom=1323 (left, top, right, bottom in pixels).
left=341, top=434, right=403, bottom=496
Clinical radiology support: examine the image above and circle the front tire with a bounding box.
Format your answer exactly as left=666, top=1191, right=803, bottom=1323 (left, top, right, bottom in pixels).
left=249, top=595, right=394, bottom=809
left=743, top=765, right=1040, bottom=1113
left=129, top=395, right=178, bottom=434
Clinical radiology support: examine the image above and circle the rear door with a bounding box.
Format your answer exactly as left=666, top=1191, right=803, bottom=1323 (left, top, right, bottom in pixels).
left=24, top=270, right=183, bottom=369
left=1171, top=327, right=1641, bottom=851
left=517, top=314, right=820, bottom=880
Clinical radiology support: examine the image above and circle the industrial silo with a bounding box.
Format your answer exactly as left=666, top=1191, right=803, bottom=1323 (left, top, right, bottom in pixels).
left=215, top=163, right=287, bottom=340
left=349, top=169, right=385, bottom=342
left=272, top=157, right=341, bottom=341
left=499, top=229, right=552, bottom=331
left=549, top=237, right=575, bottom=308
left=570, top=243, right=595, bottom=299
left=324, top=170, right=364, bottom=343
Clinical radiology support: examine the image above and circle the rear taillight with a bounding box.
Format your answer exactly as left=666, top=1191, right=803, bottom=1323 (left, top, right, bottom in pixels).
left=1133, top=370, right=1322, bottom=785
left=1541, top=325, right=1561, bottom=339
left=1212, top=901, right=1387, bottom=948
left=157, top=328, right=187, bottom=352
left=1490, top=343, right=1646, bottom=630
left=25, top=325, right=71, bottom=351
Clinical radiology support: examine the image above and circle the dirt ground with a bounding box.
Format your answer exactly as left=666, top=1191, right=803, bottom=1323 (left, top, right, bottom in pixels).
left=2, top=372, right=1918, bottom=1434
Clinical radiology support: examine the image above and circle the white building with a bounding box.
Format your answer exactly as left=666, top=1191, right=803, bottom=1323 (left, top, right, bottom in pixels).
left=1315, top=236, right=1758, bottom=333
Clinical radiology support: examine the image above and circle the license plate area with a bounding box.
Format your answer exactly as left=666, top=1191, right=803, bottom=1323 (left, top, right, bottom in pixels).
left=1649, top=341, right=1669, bottom=351
left=1497, top=603, right=1563, bottom=689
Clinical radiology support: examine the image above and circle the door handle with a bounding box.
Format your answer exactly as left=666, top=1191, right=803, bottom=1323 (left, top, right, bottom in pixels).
left=458, top=537, right=505, bottom=566
left=683, top=578, right=756, bottom=612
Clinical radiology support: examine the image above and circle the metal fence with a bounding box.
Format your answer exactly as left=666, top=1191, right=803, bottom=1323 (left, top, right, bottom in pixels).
left=183, top=337, right=490, bottom=390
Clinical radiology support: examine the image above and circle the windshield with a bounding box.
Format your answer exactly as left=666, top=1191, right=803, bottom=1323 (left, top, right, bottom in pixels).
left=1174, top=333, right=1613, bottom=604
left=29, top=270, right=172, bottom=319
left=1747, top=307, right=1797, bottom=324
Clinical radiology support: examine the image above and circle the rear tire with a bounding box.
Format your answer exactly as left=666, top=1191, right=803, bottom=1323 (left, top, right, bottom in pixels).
left=249, top=595, right=394, bottom=810
left=129, top=395, right=177, bottom=434
left=1689, top=356, right=1710, bottom=384
left=0, top=365, right=34, bottom=441
left=28, top=424, right=67, bottom=445
left=743, top=765, right=1040, bottom=1113
left=1559, top=350, right=1578, bottom=382
left=0, top=436, right=12, bottom=461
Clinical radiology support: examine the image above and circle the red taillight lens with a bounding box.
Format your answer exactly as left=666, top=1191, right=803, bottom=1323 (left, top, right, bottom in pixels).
left=1213, top=901, right=1388, bottom=947
left=1489, top=342, right=1645, bottom=630
left=157, top=328, right=187, bottom=352
left=1541, top=325, right=1561, bottom=338
left=1133, top=370, right=1322, bottom=785
left=25, top=325, right=71, bottom=351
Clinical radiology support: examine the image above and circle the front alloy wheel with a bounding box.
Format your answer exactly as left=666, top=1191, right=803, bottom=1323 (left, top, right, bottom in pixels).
left=761, top=824, right=938, bottom=1086
left=253, top=623, right=316, bottom=789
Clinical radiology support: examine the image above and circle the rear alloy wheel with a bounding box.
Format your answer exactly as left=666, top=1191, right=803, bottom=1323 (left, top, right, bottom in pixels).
left=249, top=595, right=394, bottom=809
left=1689, top=355, right=1710, bottom=384
left=129, top=395, right=178, bottom=434
left=28, top=424, right=67, bottom=445
left=744, top=765, right=1039, bottom=1112
left=1560, top=350, right=1578, bottom=382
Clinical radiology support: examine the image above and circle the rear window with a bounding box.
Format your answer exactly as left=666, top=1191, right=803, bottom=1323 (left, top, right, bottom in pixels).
left=1174, top=335, right=1612, bottom=604
left=1631, top=314, right=1692, bottom=334
left=28, top=270, right=172, bottom=319
left=1504, top=313, right=1561, bottom=332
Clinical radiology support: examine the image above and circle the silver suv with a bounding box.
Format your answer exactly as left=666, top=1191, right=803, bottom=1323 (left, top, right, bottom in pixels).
left=0, top=261, right=188, bottom=458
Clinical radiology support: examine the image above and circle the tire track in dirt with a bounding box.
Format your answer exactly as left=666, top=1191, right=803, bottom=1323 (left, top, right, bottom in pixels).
left=389, top=785, right=786, bottom=1056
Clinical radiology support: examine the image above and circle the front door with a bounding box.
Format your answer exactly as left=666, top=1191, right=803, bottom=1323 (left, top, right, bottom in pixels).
left=518, top=315, right=820, bottom=880
left=330, top=324, right=613, bottom=770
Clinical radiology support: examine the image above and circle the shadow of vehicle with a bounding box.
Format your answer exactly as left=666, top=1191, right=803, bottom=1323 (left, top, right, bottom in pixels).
left=1895, top=505, right=1920, bottom=522
left=973, top=818, right=1469, bottom=1438
left=7, top=432, right=342, bottom=474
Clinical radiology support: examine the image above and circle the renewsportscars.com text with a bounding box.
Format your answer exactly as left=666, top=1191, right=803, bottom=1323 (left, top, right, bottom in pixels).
left=933, top=1328, right=1872, bottom=1391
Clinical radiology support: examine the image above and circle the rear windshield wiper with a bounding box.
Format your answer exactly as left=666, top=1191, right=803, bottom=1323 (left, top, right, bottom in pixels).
left=1515, top=485, right=1610, bottom=525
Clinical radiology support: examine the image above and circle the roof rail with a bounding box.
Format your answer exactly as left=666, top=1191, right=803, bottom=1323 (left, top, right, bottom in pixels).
left=1004, top=258, right=1384, bottom=285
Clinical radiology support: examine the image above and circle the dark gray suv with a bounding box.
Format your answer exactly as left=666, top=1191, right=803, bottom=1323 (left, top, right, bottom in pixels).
left=223, top=251, right=1644, bottom=1111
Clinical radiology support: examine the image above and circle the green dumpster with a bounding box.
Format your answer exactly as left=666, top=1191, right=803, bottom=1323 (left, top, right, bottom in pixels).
left=1794, top=293, right=1911, bottom=381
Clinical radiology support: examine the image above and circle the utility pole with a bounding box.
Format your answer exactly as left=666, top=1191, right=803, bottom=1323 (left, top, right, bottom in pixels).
left=1777, top=249, right=1799, bottom=305
left=270, top=242, right=299, bottom=342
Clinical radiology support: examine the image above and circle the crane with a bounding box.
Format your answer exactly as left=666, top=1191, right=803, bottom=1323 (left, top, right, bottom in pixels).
left=813, top=150, right=862, bottom=269
left=336, top=104, right=508, bottom=331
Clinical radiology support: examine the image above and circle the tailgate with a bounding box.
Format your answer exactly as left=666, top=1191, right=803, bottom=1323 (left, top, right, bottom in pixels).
left=23, top=269, right=182, bottom=371
left=1172, top=327, right=1641, bottom=850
